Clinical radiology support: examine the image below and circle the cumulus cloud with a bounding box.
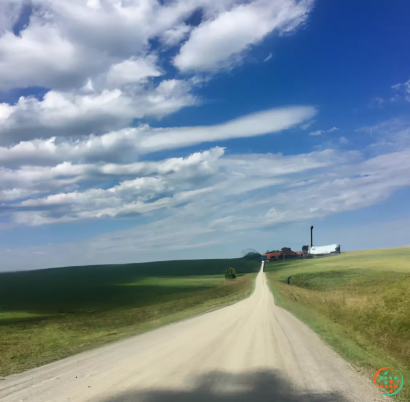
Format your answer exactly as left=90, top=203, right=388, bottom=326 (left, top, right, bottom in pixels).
left=0, top=0, right=24, bottom=34
left=161, top=24, right=192, bottom=46
left=104, top=56, right=163, bottom=88
left=14, top=176, right=170, bottom=225
left=0, top=0, right=317, bottom=150
left=0, top=147, right=226, bottom=202
left=0, top=79, right=197, bottom=145
left=174, top=0, right=313, bottom=72
left=0, top=0, right=311, bottom=90
left=0, top=0, right=187, bottom=90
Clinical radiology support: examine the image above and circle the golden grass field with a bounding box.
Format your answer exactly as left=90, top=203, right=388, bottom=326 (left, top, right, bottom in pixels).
left=265, top=247, right=410, bottom=401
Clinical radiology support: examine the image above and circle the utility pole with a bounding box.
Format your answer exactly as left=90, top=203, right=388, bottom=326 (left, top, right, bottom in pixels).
left=310, top=226, right=314, bottom=247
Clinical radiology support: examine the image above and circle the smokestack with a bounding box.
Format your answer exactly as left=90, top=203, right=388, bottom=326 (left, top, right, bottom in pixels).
left=310, top=226, right=314, bottom=247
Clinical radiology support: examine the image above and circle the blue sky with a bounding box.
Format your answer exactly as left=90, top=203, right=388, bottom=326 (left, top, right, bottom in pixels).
left=0, top=0, right=410, bottom=271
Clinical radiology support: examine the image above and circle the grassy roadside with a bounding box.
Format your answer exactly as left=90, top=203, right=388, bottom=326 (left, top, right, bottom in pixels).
left=264, top=247, right=410, bottom=401
left=0, top=259, right=259, bottom=377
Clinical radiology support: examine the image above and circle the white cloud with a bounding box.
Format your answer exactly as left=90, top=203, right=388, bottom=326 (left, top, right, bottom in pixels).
left=372, top=77, right=410, bottom=107
left=4, top=146, right=344, bottom=226
left=308, top=130, right=323, bottom=136
left=220, top=148, right=351, bottom=178
left=0, top=0, right=318, bottom=151
left=300, top=120, right=314, bottom=130
left=0, top=19, right=99, bottom=91
left=0, top=0, right=191, bottom=90
left=0, top=147, right=226, bottom=202
left=0, top=0, right=24, bottom=34
left=370, top=97, right=386, bottom=108
left=0, top=79, right=196, bottom=145
left=264, top=149, right=410, bottom=225
left=0, top=0, right=310, bottom=90
left=139, top=106, right=317, bottom=152
left=0, top=106, right=316, bottom=166
left=357, top=119, right=410, bottom=154
left=161, top=24, right=192, bottom=46
left=174, top=0, right=313, bottom=72
left=392, top=77, right=410, bottom=101
left=309, top=126, right=338, bottom=136
left=263, top=53, right=273, bottom=62
left=327, top=126, right=339, bottom=132
left=105, top=56, right=163, bottom=88
left=15, top=176, right=170, bottom=225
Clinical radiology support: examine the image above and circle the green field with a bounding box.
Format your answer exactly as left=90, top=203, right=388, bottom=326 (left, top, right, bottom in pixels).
left=0, top=258, right=260, bottom=377
left=265, top=247, right=410, bottom=401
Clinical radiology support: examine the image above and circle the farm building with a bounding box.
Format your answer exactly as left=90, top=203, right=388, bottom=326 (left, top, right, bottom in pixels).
left=309, top=244, right=341, bottom=255
left=261, top=250, right=300, bottom=261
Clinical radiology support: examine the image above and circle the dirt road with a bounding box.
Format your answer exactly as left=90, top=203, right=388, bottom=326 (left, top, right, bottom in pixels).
left=0, top=263, right=383, bottom=402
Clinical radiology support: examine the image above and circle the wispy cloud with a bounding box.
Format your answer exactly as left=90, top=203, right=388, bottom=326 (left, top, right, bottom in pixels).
left=309, top=127, right=339, bottom=136
left=0, top=106, right=316, bottom=168
left=370, top=77, right=410, bottom=107
left=392, top=77, right=410, bottom=102
left=263, top=53, right=273, bottom=62
left=173, top=0, right=313, bottom=72
left=4, top=146, right=337, bottom=225
left=300, top=120, right=315, bottom=130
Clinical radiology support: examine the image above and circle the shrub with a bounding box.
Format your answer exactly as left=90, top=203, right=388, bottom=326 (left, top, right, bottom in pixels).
left=225, top=267, right=237, bottom=279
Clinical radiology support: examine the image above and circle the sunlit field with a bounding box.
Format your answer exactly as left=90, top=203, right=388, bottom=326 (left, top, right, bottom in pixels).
left=265, top=247, right=410, bottom=402
left=0, top=259, right=259, bottom=376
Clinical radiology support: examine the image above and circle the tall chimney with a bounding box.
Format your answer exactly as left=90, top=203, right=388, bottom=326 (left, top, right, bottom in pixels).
left=310, top=226, right=314, bottom=247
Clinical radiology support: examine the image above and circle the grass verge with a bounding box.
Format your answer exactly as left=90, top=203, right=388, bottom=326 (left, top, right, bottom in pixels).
left=265, top=247, right=410, bottom=401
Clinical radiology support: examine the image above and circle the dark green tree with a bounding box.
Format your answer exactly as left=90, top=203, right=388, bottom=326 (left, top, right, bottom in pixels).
left=225, top=267, right=237, bottom=279
left=243, top=251, right=262, bottom=260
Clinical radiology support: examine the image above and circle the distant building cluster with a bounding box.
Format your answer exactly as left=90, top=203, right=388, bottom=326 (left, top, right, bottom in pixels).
left=261, top=227, right=341, bottom=262
left=261, top=244, right=340, bottom=262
